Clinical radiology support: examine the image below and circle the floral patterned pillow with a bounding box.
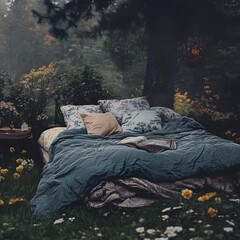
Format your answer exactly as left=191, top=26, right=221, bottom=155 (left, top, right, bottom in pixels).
left=121, top=110, right=164, bottom=133
left=60, top=105, right=102, bottom=129
left=98, top=97, right=150, bottom=123
left=150, top=106, right=181, bottom=122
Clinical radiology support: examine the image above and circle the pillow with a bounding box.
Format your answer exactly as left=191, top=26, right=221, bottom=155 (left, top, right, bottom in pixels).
left=98, top=97, right=150, bottom=123
left=150, top=106, right=180, bottom=122
left=121, top=110, right=164, bottom=133
left=38, top=127, right=67, bottom=152
left=81, top=112, right=122, bottom=136
left=60, top=105, right=102, bottom=129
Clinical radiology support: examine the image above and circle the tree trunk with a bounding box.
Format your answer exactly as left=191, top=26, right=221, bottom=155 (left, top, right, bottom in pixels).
left=143, top=5, right=177, bottom=108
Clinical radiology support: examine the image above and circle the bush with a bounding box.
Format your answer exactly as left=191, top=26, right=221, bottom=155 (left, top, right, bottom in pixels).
left=55, top=65, right=114, bottom=123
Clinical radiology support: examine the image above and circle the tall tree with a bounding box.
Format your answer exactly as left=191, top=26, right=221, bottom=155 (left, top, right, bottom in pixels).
left=33, top=0, right=222, bottom=107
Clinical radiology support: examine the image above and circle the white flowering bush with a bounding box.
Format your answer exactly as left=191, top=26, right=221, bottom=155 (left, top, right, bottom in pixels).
left=0, top=101, right=19, bottom=127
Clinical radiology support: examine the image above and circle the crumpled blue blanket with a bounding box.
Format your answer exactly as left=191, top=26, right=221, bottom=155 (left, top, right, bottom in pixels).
left=31, top=117, right=240, bottom=217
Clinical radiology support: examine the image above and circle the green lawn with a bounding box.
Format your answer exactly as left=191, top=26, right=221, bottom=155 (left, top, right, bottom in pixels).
left=0, top=149, right=240, bottom=240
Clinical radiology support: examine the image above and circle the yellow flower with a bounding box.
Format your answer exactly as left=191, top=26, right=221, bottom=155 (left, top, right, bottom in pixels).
left=13, top=172, right=21, bottom=180
left=0, top=199, right=4, bottom=205
left=198, top=195, right=208, bottom=202
left=10, top=147, right=15, bottom=153
left=16, top=158, right=23, bottom=164
left=181, top=189, right=193, bottom=199
left=0, top=168, right=9, bottom=175
left=214, top=197, right=222, bottom=204
left=16, top=165, right=24, bottom=173
left=8, top=198, right=25, bottom=205
left=208, top=207, right=218, bottom=217
left=0, top=176, right=5, bottom=182
left=21, top=149, right=27, bottom=154
left=198, top=192, right=217, bottom=202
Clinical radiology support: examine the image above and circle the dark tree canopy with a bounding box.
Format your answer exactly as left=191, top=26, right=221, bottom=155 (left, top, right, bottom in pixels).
left=33, top=0, right=240, bottom=107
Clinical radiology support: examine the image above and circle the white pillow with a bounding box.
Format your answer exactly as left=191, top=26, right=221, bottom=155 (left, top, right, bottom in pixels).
left=98, top=97, right=150, bottom=123
left=121, top=110, right=164, bottom=133
left=150, top=106, right=180, bottom=122
left=60, top=105, right=102, bottom=129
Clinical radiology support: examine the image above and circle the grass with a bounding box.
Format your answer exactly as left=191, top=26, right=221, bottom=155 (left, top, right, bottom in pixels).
left=0, top=149, right=240, bottom=240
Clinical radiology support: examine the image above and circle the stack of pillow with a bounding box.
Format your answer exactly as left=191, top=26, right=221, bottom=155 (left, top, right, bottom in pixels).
left=60, top=97, right=180, bottom=136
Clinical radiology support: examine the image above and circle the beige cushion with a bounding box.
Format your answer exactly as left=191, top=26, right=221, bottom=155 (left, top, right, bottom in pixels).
left=38, top=127, right=67, bottom=151
left=82, top=112, right=122, bottom=136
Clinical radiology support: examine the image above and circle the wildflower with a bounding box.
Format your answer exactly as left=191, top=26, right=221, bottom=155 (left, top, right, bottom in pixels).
left=21, top=149, right=27, bottom=154
left=21, top=158, right=34, bottom=171
left=0, top=176, right=5, bottom=182
left=16, top=165, right=24, bottom=173
left=186, top=209, right=194, bottom=214
left=9, top=147, right=15, bottom=153
left=96, top=233, right=103, bottom=237
left=147, top=229, right=156, bottom=235
left=8, top=198, right=25, bottom=205
left=53, top=218, right=64, bottom=224
left=208, top=207, right=218, bottom=217
left=181, top=189, right=193, bottom=199
left=68, top=217, right=75, bottom=222
left=226, top=220, right=235, bottom=226
left=164, top=226, right=183, bottom=238
left=154, top=238, right=168, bottom=240
left=172, top=206, right=182, bottom=210
left=16, top=158, right=23, bottom=164
left=223, top=227, right=233, bottom=233
left=136, top=227, right=145, bottom=233
left=198, top=195, right=208, bottom=202
left=0, top=168, right=8, bottom=175
left=162, top=207, right=171, bottom=213
left=162, top=215, right=169, bottom=220
left=0, top=199, right=4, bottom=205
left=214, top=197, right=222, bottom=204
left=198, top=192, right=217, bottom=202
left=188, top=228, right=195, bottom=232
left=13, top=172, right=21, bottom=180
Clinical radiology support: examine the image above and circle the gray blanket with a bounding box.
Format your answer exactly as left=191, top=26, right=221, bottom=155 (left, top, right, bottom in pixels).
left=31, top=117, right=240, bottom=217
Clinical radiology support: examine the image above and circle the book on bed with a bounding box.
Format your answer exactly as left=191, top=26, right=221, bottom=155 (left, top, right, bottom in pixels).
left=118, top=136, right=177, bottom=153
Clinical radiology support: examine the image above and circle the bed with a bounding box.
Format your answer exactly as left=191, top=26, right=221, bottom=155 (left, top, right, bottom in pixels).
left=31, top=97, right=240, bottom=217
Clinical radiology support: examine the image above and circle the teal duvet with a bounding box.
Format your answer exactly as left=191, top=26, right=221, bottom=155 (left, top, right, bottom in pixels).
left=31, top=117, right=240, bottom=217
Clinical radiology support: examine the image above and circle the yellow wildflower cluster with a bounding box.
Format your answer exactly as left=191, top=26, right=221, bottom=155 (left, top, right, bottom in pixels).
left=10, top=147, right=15, bottom=153
left=181, top=189, right=193, bottom=199
left=198, top=192, right=217, bottom=202
left=208, top=207, right=218, bottom=217
left=0, top=168, right=9, bottom=175
left=0, top=198, right=25, bottom=205
left=192, top=85, right=231, bottom=121
left=20, top=63, right=59, bottom=95
left=0, top=168, right=9, bottom=182
left=8, top=198, right=25, bottom=205
left=181, top=189, right=220, bottom=218
left=174, top=89, right=193, bottom=116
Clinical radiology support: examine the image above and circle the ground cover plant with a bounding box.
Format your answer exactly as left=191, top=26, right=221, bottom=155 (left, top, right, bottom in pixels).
left=0, top=146, right=239, bottom=240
